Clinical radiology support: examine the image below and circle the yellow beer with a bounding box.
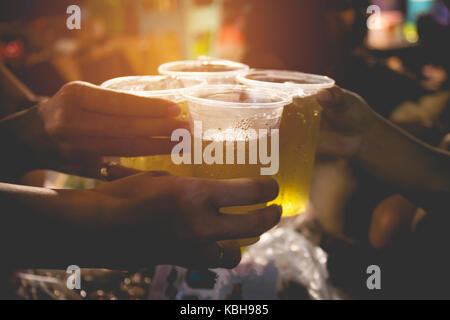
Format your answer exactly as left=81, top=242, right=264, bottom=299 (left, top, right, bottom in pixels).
left=190, top=96, right=322, bottom=217
left=192, top=133, right=274, bottom=247
left=183, top=84, right=288, bottom=212
left=238, top=69, right=335, bottom=216
left=192, top=133, right=273, bottom=214
left=120, top=101, right=193, bottom=176
left=183, top=84, right=289, bottom=248
left=269, top=96, right=322, bottom=216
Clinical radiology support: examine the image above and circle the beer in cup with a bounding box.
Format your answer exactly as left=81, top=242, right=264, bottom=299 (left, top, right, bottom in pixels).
left=182, top=84, right=291, bottom=213
left=238, top=70, right=335, bottom=216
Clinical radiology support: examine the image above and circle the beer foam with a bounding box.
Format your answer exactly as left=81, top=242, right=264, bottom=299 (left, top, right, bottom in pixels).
left=202, top=128, right=261, bottom=142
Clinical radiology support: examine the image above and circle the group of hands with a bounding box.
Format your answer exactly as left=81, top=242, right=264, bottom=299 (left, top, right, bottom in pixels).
left=1, top=81, right=430, bottom=270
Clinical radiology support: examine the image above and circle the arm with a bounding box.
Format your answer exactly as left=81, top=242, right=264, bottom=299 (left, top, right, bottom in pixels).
left=357, top=107, right=450, bottom=214
left=0, top=81, right=188, bottom=181
left=0, top=182, right=108, bottom=269
left=0, top=175, right=281, bottom=270
left=317, top=87, right=450, bottom=214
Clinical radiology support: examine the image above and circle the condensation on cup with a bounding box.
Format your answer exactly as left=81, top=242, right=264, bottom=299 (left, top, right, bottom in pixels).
left=238, top=70, right=335, bottom=216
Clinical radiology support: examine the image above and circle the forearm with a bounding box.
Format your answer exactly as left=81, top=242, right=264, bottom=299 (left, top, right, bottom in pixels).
left=357, top=110, right=450, bottom=213
left=0, top=183, right=112, bottom=269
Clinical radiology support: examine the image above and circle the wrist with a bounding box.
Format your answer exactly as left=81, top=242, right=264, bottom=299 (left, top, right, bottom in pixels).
left=355, top=113, right=450, bottom=197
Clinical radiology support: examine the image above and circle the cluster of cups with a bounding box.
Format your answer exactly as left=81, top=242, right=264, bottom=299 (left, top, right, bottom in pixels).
left=101, top=57, right=336, bottom=217
left=101, top=57, right=335, bottom=135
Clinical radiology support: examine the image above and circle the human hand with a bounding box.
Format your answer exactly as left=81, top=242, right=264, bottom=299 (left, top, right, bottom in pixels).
left=314, top=86, right=448, bottom=247
left=315, top=86, right=376, bottom=158
left=64, top=174, right=282, bottom=269
left=25, top=81, right=189, bottom=178
left=310, top=86, right=384, bottom=240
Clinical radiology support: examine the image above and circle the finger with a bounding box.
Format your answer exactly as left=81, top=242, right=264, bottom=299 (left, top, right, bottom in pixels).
left=59, top=155, right=169, bottom=180
left=222, top=237, right=260, bottom=247
left=203, top=242, right=242, bottom=269
left=317, top=87, right=370, bottom=134
left=74, top=111, right=189, bottom=138
left=208, top=205, right=282, bottom=240
left=369, top=194, right=416, bottom=249
left=316, top=86, right=345, bottom=110
left=99, top=162, right=170, bottom=181
left=101, top=163, right=141, bottom=181
left=209, top=177, right=279, bottom=207
left=71, top=81, right=182, bottom=117
left=58, top=155, right=104, bottom=178
left=172, top=242, right=241, bottom=269
left=68, top=136, right=181, bottom=156
left=58, top=156, right=141, bottom=180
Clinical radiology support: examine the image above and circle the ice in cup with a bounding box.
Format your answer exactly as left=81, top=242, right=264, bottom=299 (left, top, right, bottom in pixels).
left=100, top=75, right=205, bottom=176
left=158, top=58, right=250, bottom=84
left=238, top=70, right=335, bottom=216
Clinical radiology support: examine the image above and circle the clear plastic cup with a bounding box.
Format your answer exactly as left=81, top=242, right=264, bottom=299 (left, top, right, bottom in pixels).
left=238, top=70, right=335, bottom=216
left=183, top=84, right=291, bottom=246
left=158, top=58, right=250, bottom=84
left=237, top=69, right=335, bottom=97
left=100, top=75, right=206, bottom=176
left=182, top=84, right=291, bottom=207
left=101, top=75, right=205, bottom=103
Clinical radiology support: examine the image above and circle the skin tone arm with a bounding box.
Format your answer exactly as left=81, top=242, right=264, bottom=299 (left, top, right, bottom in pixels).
left=0, top=81, right=189, bottom=181
left=0, top=175, right=281, bottom=270
left=0, top=78, right=283, bottom=270
left=316, top=86, right=450, bottom=215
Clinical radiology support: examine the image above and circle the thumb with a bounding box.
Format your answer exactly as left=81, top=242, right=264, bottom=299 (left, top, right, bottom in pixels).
left=317, top=86, right=372, bottom=135
left=316, top=86, right=346, bottom=110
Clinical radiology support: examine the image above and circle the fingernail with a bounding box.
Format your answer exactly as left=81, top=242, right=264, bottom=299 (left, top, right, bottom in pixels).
left=168, top=104, right=181, bottom=117
left=316, top=89, right=333, bottom=105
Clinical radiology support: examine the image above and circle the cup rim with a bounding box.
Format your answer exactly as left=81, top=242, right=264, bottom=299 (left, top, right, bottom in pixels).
left=158, top=59, right=250, bottom=78
left=237, top=69, right=335, bottom=90
left=182, top=84, right=292, bottom=109
left=100, top=75, right=206, bottom=97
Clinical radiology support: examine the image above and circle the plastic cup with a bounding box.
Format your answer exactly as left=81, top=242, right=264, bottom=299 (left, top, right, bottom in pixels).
left=158, top=58, right=250, bottom=84
left=101, top=75, right=205, bottom=103
left=238, top=70, right=335, bottom=216
left=182, top=85, right=291, bottom=207
left=237, top=69, right=335, bottom=96
left=100, top=75, right=205, bottom=176
left=183, top=84, right=291, bottom=247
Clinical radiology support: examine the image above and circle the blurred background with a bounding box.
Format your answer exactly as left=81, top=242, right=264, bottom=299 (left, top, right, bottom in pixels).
left=1, top=0, right=449, bottom=300
left=1, top=0, right=448, bottom=145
